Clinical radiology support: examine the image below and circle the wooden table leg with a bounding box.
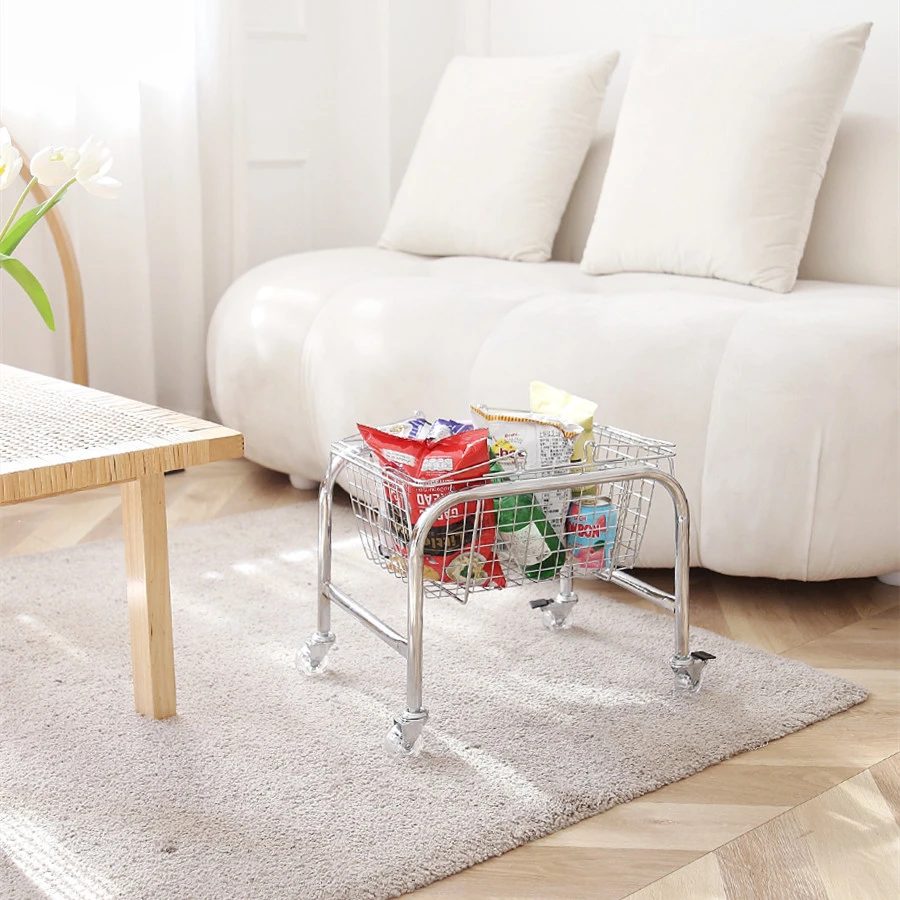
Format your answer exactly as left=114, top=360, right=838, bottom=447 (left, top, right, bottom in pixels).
left=122, top=473, right=176, bottom=718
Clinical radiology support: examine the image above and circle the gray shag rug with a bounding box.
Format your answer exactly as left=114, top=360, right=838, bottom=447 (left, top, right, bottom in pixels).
left=0, top=500, right=867, bottom=900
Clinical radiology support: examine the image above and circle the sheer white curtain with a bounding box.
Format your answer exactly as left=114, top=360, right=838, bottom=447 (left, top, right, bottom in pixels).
left=0, top=0, right=238, bottom=415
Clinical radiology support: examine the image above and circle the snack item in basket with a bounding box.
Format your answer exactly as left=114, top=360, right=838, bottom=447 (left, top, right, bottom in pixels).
left=529, top=381, right=598, bottom=463
left=377, top=412, right=430, bottom=439
left=358, top=424, right=505, bottom=589
left=496, top=487, right=567, bottom=581
left=566, top=495, right=618, bottom=571
left=470, top=403, right=582, bottom=532
left=426, top=418, right=473, bottom=441
left=376, top=414, right=472, bottom=442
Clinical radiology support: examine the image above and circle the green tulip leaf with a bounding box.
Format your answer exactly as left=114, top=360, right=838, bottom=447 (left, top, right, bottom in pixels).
left=0, top=253, right=55, bottom=331
left=0, top=187, right=69, bottom=256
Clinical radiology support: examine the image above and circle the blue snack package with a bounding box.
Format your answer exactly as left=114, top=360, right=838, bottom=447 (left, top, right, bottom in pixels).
left=427, top=418, right=474, bottom=441
left=378, top=411, right=430, bottom=439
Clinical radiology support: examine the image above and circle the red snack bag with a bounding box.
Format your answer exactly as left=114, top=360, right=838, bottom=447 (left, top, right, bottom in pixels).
left=358, top=424, right=506, bottom=589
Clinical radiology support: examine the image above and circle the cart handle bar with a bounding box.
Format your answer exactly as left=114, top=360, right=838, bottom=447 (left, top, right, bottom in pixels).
left=404, top=464, right=692, bottom=664
left=408, top=464, right=689, bottom=550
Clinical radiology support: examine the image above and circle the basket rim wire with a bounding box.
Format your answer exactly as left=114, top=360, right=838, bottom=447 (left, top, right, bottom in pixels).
left=338, top=423, right=675, bottom=603
left=334, top=424, right=675, bottom=486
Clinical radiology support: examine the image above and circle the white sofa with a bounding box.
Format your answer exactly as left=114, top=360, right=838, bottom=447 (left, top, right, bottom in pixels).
left=207, top=115, right=900, bottom=581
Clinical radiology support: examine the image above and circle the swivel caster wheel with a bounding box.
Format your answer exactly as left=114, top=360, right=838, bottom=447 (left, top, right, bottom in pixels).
left=671, top=651, right=716, bottom=694
left=543, top=603, right=575, bottom=631
left=296, top=632, right=335, bottom=675
left=383, top=711, right=428, bottom=758
left=531, top=597, right=577, bottom=631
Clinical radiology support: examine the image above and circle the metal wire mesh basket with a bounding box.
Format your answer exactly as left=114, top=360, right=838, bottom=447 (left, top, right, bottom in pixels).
left=334, top=424, right=675, bottom=604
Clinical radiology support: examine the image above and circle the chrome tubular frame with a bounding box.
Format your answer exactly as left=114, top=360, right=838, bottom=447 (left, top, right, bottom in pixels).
left=313, top=461, right=697, bottom=738
left=313, top=454, right=346, bottom=643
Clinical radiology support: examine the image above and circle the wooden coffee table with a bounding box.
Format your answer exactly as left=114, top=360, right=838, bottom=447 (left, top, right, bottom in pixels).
left=0, top=365, right=243, bottom=719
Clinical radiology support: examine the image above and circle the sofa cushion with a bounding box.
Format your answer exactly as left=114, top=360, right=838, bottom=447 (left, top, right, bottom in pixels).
left=379, top=52, right=619, bottom=263
left=580, top=24, right=871, bottom=292
left=555, top=116, right=900, bottom=291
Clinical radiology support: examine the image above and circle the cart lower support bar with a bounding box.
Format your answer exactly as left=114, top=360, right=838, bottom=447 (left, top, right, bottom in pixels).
left=325, top=583, right=408, bottom=657
left=610, top=570, right=676, bottom=614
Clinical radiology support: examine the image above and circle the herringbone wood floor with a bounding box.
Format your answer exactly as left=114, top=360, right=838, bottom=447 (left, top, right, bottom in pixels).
left=1, top=458, right=897, bottom=899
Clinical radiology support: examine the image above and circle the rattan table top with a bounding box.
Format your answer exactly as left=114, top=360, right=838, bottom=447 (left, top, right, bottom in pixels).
left=0, top=365, right=243, bottom=504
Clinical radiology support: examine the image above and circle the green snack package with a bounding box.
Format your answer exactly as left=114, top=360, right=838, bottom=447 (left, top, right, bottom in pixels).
left=490, top=456, right=566, bottom=582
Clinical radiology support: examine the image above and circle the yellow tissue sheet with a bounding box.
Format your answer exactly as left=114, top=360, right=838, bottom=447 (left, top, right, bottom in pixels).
left=529, top=381, right=597, bottom=462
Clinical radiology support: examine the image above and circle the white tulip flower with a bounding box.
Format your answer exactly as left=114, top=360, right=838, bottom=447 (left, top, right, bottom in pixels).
left=74, top=136, right=120, bottom=198
left=0, top=128, right=23, bottom=191
left=30, top=144, right=80, bottom=186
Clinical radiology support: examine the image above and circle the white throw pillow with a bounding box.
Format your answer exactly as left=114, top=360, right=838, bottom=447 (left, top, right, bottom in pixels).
left=580, top=24, right=871, bottom=293
left=379, top=53, right=620, bottom=263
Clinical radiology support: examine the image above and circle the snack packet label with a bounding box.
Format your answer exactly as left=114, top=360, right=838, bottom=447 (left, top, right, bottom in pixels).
left=471, top=404, right=582, bottom=531
left=378, top=413, right=430, bottom=439
left=530, top=381, right=597, bottom=462
left=421, top=456, right=454, bottom=473
left=384, top=449, right=417, bottom=466
left=500, top=522, right=553, bottom=568
left=358, top=423, right=506, bottom=590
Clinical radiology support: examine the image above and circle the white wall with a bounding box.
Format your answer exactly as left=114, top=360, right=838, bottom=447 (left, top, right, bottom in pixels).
left=237, top=0, right=465, bottom=262
left=478, top=0, right=899, bottom=124
left=265, top=0, right=898, bottom=254
left=326, top=0, right=392, bottom=247
left=238, top=0, right=317, bottom=268
left=387, top=0, right=460, bottom=197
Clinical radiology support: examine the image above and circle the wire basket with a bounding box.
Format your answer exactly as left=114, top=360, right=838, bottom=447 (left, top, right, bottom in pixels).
left=335, top=424, right=675, bottom=604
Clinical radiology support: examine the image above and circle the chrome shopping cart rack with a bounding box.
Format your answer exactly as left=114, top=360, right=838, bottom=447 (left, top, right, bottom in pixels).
left=297, top=425, right=715, bottom=757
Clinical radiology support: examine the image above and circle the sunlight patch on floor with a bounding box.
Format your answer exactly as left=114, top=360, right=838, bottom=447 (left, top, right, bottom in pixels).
left=14, top=615, right=88, bottom=661
left=429, top=727, right=554, bottom=809
left=509, top=669, right=658, bottom=708
left=0, top=811, right=116, bottom=900
left=279, top=549, right=313, bottom=564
